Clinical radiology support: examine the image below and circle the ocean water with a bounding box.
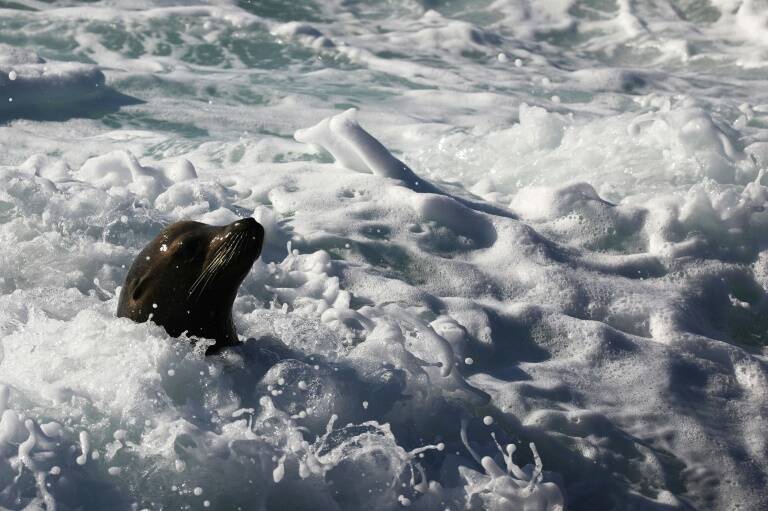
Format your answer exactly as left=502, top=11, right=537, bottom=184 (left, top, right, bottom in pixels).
left=1, top=0, right=768, bottom=509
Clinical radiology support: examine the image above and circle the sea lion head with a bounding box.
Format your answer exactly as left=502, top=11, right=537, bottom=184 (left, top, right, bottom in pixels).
left=117, top=217, right=264, bottom=353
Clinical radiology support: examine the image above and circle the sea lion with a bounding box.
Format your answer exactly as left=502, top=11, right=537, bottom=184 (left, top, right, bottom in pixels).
left=117, top=217, right=264, bottom=353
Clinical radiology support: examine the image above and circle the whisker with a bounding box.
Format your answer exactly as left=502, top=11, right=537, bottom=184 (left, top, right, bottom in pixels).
left=189, top=246, right=229, bottom=297
left=187, top=232, right=246, bottom=301
left=224, top=233, right=246, bottom=265
left=190, top=270, right=216, bottom=300
left=189, top=252, right=228, bottom=298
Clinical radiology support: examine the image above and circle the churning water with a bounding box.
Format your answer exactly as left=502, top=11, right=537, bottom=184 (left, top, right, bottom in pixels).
left=1, top=1, right=768, bottom=510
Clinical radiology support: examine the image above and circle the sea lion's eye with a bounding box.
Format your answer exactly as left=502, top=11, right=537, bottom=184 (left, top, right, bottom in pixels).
left=178, top=238, right=200, bottom=259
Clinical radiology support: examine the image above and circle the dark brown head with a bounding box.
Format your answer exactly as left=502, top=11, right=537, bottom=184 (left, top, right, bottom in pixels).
left=117, top=217, right=264, bottom=352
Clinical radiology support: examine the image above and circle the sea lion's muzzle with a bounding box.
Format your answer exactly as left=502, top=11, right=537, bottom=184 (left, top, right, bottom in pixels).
left=227, top=217, right=265, bottom=256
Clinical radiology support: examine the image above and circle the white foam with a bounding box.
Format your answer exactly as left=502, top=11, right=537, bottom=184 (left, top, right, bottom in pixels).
left=2, top=0, right=768, bottom=509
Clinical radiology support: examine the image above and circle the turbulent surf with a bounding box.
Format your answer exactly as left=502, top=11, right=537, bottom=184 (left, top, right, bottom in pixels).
left=1, top=1, right=768, bottom=510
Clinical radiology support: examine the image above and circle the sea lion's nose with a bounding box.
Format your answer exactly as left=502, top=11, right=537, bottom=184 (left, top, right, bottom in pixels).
left=231, top=217, right=264, bottom=237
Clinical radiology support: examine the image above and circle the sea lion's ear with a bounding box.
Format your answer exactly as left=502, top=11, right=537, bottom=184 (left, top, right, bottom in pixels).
left=132, top=274, right=151, bottom=301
